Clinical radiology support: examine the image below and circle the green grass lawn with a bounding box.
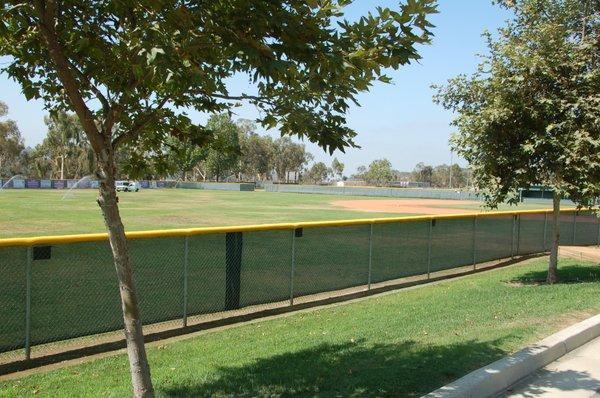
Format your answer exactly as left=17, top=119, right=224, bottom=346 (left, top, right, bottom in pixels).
left=0, top=189, right=550, bottom=238
left=1, top=258, right=598, bottom=397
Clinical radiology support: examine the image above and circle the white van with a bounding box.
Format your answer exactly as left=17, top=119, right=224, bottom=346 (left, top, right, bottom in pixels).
left=115, top=180, right=140, bottom=192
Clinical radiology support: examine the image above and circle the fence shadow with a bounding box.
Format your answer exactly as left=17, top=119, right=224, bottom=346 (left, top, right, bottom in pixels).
left=509, top=263, right=600, bottom=286
left=159, top=338, right=510, bottom=398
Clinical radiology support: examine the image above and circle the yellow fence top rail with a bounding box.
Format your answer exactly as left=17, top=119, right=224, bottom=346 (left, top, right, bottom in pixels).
left=0, top=208, right=582, bottom=248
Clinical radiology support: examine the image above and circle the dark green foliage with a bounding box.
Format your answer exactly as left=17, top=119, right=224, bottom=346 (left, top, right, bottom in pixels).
left=0, top=0, right=437, bottom=156
left=433, top=0, right=600, bottom=207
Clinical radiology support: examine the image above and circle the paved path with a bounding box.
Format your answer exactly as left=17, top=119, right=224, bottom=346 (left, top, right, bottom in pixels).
left=503, top=336, right=600, bottom=397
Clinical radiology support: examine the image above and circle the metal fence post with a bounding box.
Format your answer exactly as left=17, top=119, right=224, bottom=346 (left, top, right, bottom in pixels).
left=572, top=212, right=577, bottom=245
left=25, top=246, right=32, bottom=360
left=182, top=236, right=189, bottom=327
left=472, top=216, right=477, bottom=270
left=543, top=212, right=548, bottom=252
left=367, top=224, right=373, bottom=290
left=427, top=220, right=433, bottom=279
left=289, top=229, right=296, bottom=306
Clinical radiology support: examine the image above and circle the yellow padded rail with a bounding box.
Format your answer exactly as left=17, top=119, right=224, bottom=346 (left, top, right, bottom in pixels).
left=0, top=208, right=579, bottom=248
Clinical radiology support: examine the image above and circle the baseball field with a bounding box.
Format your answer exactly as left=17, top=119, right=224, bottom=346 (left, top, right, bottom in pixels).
left=0, top=188, right=551, bottom=238
left=0, top=189, right=597, bottom=397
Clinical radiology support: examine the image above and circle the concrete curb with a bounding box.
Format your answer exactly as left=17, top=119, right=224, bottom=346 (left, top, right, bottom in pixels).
left=423, top=313, right=600, bottom=398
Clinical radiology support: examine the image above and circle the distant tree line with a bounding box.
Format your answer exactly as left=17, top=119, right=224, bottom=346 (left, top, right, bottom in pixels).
left=411, top=162, right=472, bottom=188
left=0, top=102, right=341, bottom=183
left=349, top=159, right=471, bottom=188
left=3, top=101, right=469, bottom=188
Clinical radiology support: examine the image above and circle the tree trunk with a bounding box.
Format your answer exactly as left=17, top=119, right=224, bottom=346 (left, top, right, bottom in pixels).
left=97, top=148, right=155, bottom=398
left=60, top=154, right=65, bottom=180
left=547, top=192, right=561, bottom=284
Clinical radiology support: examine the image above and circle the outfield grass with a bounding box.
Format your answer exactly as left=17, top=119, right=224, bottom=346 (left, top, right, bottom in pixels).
left=1, top=258, right=598, bottom=397
left=0, top=189, right=550, bottom=238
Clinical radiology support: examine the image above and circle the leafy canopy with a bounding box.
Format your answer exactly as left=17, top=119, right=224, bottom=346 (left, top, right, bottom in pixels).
left=304, top=161, right=330, bottom=184
left=363, top=158, right=395, bottom=186
left=0, top=101, right=26, bottom=177
left=201, top=114, right=241, bottom=181
left=433, top=0, right=599, bottom=207
left=0, top=0, right=437, bottom=159
left=331, top=157, right=344, bottom=179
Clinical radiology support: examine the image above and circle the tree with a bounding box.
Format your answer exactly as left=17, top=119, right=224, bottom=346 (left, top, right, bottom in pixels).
left=331, top=157, right=344, bottom=180
left=304, top=162, right=330, bottom=184
left=449, top=164, right=467, bottom=188
left=353, top=165, right=368, bottom=180
left=0, top=101, right=25, bottom=178
left=164, top=135, right=208, bottom=181
left=431, top=164, right=450, bottom=188
left=41, top=111, right=92, bottom=179
left=237, top=120, right=275, bottom=181
left=412, top=162, right=433, bottom=185
left=273, top=137, right=312, bottom=183
left=201, top=114, right=241, bottom=182
left=433, top=0, right=599, bottom=284
left=363, top=159, right=395, bottom=186
left=29, top=145, right=54, bottom=179
left=0, top=1, right=435, bottom=395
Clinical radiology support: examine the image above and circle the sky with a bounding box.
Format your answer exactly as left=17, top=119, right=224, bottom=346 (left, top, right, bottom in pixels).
left=0, top=1, right=512, bottom=175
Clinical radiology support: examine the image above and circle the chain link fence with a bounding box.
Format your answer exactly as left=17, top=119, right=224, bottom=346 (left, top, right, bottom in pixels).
left=0, top=209, right=598, bottom=361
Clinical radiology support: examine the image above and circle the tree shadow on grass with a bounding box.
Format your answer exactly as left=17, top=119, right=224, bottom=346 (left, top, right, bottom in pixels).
left=159, top=338, right=511, bottom=397
left=503, top=369, right=599, bottom=397
left=508, top=264, right=600, bottom=286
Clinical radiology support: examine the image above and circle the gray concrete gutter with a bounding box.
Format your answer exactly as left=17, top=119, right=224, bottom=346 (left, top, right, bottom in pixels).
left=423, top=313, right=600, bottom=398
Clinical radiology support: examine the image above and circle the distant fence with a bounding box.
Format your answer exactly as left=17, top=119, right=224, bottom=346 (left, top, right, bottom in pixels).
left=0, top=178, right=101, bottom=189
left=0, top=178, right=168, bottom=189
left=176, top=182, right=255, bottom=191
left=0, top=209, right=598, bottom=360
left=0, top=179, right=255, bottom=192
left=265, top=183, right=480, bottom=200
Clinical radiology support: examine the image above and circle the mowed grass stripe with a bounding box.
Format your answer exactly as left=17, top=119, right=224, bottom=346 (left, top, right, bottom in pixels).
left=0, top=258, right=598, bottom=397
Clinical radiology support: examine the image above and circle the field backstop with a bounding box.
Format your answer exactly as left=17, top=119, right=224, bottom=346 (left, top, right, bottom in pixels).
left=0, top=209, right=598, bottom=360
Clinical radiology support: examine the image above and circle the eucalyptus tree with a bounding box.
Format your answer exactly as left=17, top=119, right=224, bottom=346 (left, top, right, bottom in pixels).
left=304, top=161, right=331, bottom=184
left=331, top=157, right=345, bottom=180
left=202, top=114, right=241, bottom=181
left=42, top=111, right=90, bottom=179
left=434, top=0, right=599, bottom=283
left=0, top=1, right=436, bottom=395
left=239, top=130, right=275, bottom=181
left=273, top=137, right=313, bottom=183
left=364, top=158, right=395, bottom=186
left=0, top=101, right=25, bottom=177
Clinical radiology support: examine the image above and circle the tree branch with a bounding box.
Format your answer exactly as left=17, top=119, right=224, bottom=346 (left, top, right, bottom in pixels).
left=111, top=97, right=169, bottom=149
left=33, top=0, right=104, bottom=153
left=65, top=59, right=118, bottom=135
left=209, top=93, right=270, bottom=104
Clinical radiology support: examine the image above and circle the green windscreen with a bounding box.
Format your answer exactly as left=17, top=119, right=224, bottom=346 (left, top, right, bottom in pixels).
left=371, top=221, right=429, bottom=282
left=0, top=246, right=26, bottom=352
left=475, top=215, right=514, bottom=263
left=0, top=210, right=597, bottom=355
left=430, top=217, right=475, bottom=272
left=293, top=224, right=370, bottom=297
